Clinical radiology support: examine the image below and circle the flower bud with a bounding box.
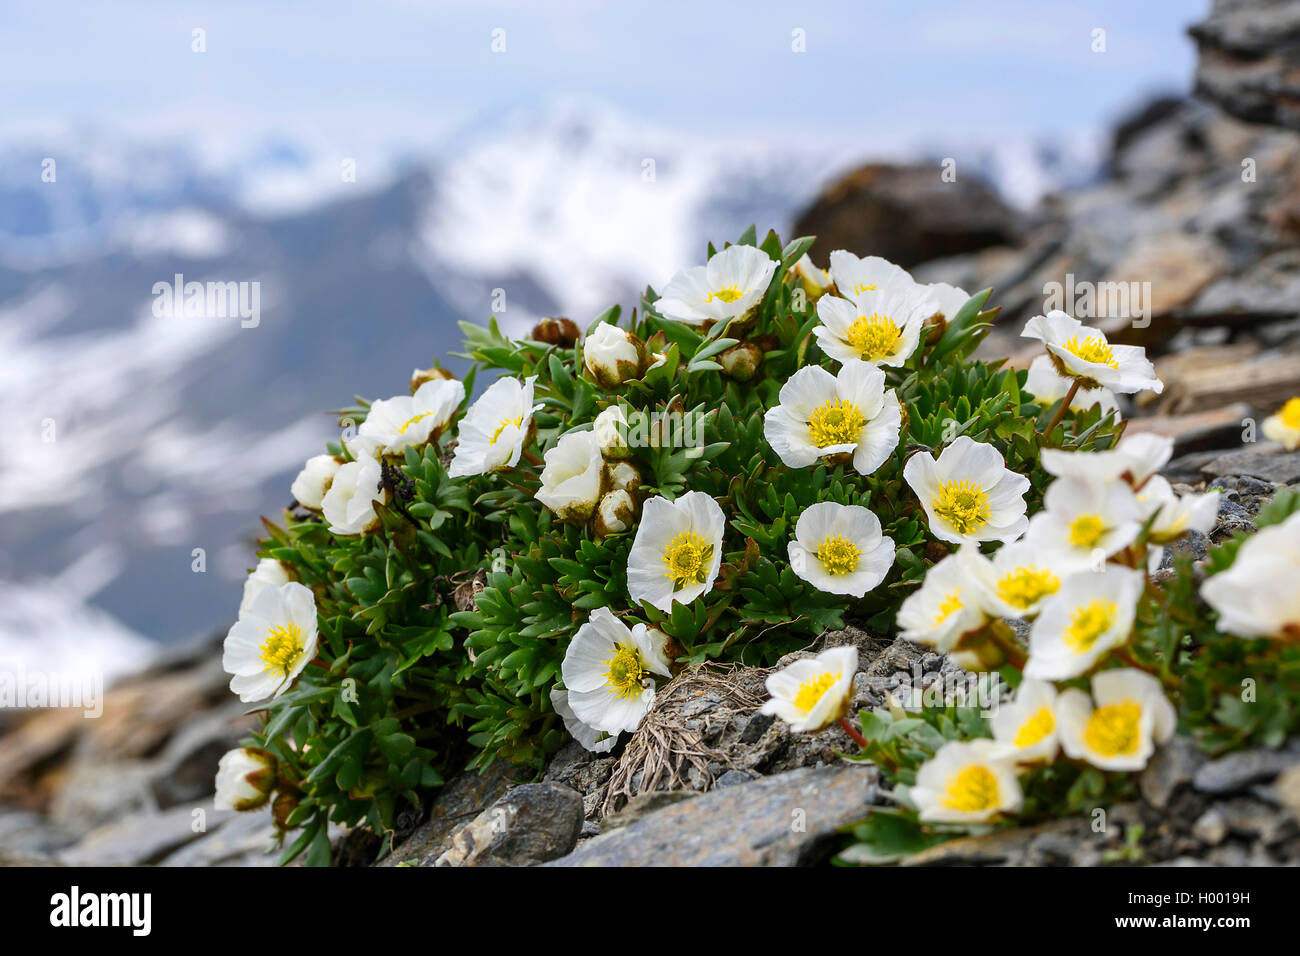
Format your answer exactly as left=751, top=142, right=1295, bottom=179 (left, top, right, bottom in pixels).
left=291, top=454, right=342, bottom=510
left=593, top=489, right=637, bottom=536
left=214, top=747, right=277, bottom=812
left=271, top=791, right=300, bottom=832
left=583, top=323, right=647, bottom=388
left=410, top=364, right=456, bottom=392
left=593, top=406, right=631, bottom=459
left=791, top=253, right=831, bottom=301
left=718, top=341, right=764, bottom=382
left=608, top=460, right=642, bottom=494
left=532, top=316, right=581, bottom=347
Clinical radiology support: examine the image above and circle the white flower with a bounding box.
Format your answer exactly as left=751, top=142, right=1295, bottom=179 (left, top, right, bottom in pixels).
left=448, top=375, right=540, bottom=478
left=1022, top=310, right=1163, bottom=394
left=354, top=378, right=465, bottom=457
left=827, top=250, right=911, bottom=300
left=321, top=454, right=386, bottom=535
left=962, top=540, right=1065, bottom=619
left=549, top=687, right=617, bottom=753
left=903, top=436, right=1030, bottom=545
left=1023, top=567, right=1145, bottom=680
left=760, top=646, right=858, bottom=732
left=560, top=607, right=672, bottom=734
left=989, top=679, right=1059, bottom=764
left=626, top=491, right=726, bottom=610
left=594, top=489, right=637, bottom=536
left=214, top=748, right=277, bottom=811
left=291, top=454, right=342, bottom=511
left=911, top=739, right=1023, bottom=824
left=1201, top=511, right=1300, bottom=640
left=534, top=429, right=605, bottom=521
left=896, top=548, right=990, bottom=653
left=1056, top=669, right=1176, bottom=771
left=1039, top=432, right=1172, bottom=487
left=583, top=323, right=645, bottom=387
left=812, top=282, right=936, bottom=367
left=222, top=581, right=319, bottom=703
left=1025, top=355, right=1121, bottom=421
left=238, top=558, right=290, bottom=618
left=1136, top=475, right=1220, bottom=544
left=655, top=244, right=777, bottom=326
left=787, top=502, right=895, bottom=597
left=763, top=359, right=901, bottom=476
left=1262, top=396, right=1300, bottom=451
left=924, top=282, right=971, bottom=321
left=791, top=253, right=830, bottom=297
left=1024, top=474, right=1142, bottom=567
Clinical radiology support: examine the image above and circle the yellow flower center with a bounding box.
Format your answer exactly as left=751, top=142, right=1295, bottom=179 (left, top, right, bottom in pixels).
left=807, top=398, right=866, bottom=448
left=852, top=282, right=877, bottom=295
left=935, top=589, right=963, bottom=624
left=1279, top=397, right=1300, bottom=429
left=1063, top=335, right=1118, bottom=369
left=1013, top=706, right=1056, bottom=748
left=793, top=671, right=841, bottom=713
left=843, top=313, right=901, bottom=362
left=816, top=535, right=861, bottom=575
left=490, top=415, right=523, bottom=444
left=996, top=566, right=1060, bottom=611
left=603, top=643, right=646, bottom=701
left=932, top=480, right=991, bottom=535
left=260, top=623, right=305, bottom=677
left=1083, top=700, right=1142, bottom=757
left=707, top=285, right=744, bottom=304
left=941, top=764, right=1000, bottom=813
left=1064, top=599, right=1117, bottom=652
left=662, top=531, right=713, bottom=590
left=1068, top=514, right=1106, bottom=548
left=397, top=411, right=430, bottom=434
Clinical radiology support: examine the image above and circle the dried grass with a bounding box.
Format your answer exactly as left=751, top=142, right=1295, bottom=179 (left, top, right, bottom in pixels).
left=600, top=662, right=766, bottom=817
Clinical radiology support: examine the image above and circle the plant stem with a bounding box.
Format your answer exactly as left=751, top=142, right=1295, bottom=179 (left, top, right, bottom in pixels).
left=839, top=716, right=868, bottom=749
left=522, top=448, right=544, bottom=467
left=1041, top=379, right=1080, bottom=443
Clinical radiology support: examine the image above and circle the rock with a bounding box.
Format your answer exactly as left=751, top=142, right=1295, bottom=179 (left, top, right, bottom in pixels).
left=1152, top=353, right=1300, bottom=416
left=1192, top=808, right=1229, bottom=845
left=1141, top=737, right=1207, bottom=810
left=377, top=760, right=532, bottom=867
left=1275, top=764, right=1300, bottom=822
left=1202, top=446, right=1300, bottom=484
left=156, top=809, right=279, bottom=867
left=1126, top=404, right=1253, bottom=457
left=1194, top=746, right=1300, bottom=794
left=1191, top=0, right=1300, bottom=132
left=1186, top=250, right=1300, bottom=327
left=433, top=782, right=583, bottom=867
left=0, top=807, right=80, bottom=858
left=547, top=765, right=874, bottom=867
left=59, top=804, right=230, bottom=866
left=792, top=164, right=1019, bottom=269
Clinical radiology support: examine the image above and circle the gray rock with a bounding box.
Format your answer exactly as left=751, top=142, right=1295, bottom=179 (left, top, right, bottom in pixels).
left=1141, top=737, right=1207, bottom=810
left=1195, top=747, right=1300, bottom=795
left=378, top=760, right=532, bottom=867
left=1192, top=808, right=1229, bottom=846
left=546, top=765, right=874, bottom=867
left=1203, top=448, right=1300, bottom=485
left=59, top=804, right=232, bottom=866
left=1192, top=0, right=1300, bottom=131
left=434, top=782, right=583, bottom=867
left=157, top=809, right=279, bottom=867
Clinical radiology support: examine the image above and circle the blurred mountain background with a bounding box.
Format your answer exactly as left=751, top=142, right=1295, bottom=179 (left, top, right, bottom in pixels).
left=0, top=1, right=1207, bottom=678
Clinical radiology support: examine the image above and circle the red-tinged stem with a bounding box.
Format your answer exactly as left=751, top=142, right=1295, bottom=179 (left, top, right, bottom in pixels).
left=522, top=448, right=544, bottom=467
left=839, top=716, right=868, bottom=749
left=1042, top=379, right=1080, bottom=444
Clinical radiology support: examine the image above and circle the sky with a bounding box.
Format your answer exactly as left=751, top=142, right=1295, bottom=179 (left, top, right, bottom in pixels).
left=1, top=0, right=1208, bottom=157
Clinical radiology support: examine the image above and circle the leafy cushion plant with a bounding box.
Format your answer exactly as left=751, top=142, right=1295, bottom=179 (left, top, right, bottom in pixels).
left=217, top=226, right=1139, bottom=865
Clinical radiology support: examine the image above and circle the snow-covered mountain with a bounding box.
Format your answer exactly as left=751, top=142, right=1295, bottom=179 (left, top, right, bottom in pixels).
left=0, top=98, right=1104, bottom=674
